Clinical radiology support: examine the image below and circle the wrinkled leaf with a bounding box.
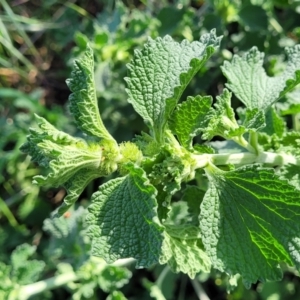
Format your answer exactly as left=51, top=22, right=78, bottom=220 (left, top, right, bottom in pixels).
left=201, top=164, right=300, bottom=287
left=20, top=115, right=105, bottom=215
left=125, top=30, right=221, bottom=142
left=222, top=45, right=300, bottom=110
left=160, top=224, right=211, bottom=278
left=169, top=95, right=212, bottom=149
left=202, top=89, right=244, bottom=140
left=86, top=165, right=163, bottom=267
left=67, top=45, right=115, bottom=141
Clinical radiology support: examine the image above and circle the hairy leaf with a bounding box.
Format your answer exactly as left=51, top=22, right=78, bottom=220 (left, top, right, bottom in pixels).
left=201, top=164, right=300, bottom=287
left=86, top=165, right=163, bottom=267
left=280, top=46, right=300, bottom=97
left=269, top=132, right=300, bottom=155
left=279, top=164, right=300, bottom=190
left=99, top=265, right=132, bottom=293
left=278, top=89, right=300, bottom=116
left=66, top=45, right=114, bottom=141
left=182, top=185, right=205, bottom=226
left=20, top=114, right=79, bottom=167
left=193, top=144, right=215, bottom=154
left=20, top=115, right=106, bottom=215
left=125, top=30, right=221, bottom=142
left=202, top=89, right=244, bottom=140
left=11, top=244, right=45, bottom=285
left=242, top=108, right=266, bottom=131
left=43, top=207, right=90, bottom=265
left=160, top=224, right=211, bottom=278
left=260, top=107, right=285, bottom=137
left=169, top=95, right=212, bottom=149
left=0, top=262, right=13, bottom=299
left=56, top=170, right=100, bottom=215
left=222, top=45, right=300, bottom=110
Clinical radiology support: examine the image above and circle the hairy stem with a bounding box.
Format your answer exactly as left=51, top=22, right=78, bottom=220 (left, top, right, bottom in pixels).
left=248, top=131, right=259, bottom=154
left=231, top=135, right=255, bottom=153
left=193, top=151, right=300, bottom=169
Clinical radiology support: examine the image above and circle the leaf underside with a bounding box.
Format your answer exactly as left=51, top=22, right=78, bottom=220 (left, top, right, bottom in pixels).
left=202, top=89, right=243, bottom=140
left=222, top=45, right=300, bottom=111
left=20, top=115, right=104, bottom=216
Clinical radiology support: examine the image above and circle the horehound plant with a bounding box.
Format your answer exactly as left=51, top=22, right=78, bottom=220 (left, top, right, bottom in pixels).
left=21, top=29, right=300, bottom=288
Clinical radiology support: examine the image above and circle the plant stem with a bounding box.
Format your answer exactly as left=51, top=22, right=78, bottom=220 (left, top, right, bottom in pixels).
left=190, top=278, right=210, bottom=300
left=18, top=271, right=78, bottom=300
left=193, top=151, right=300, bottom=169
left=231, top=135, right=255, bottom=153
left=15, top=258, right=136, bottom=300
left=292, top=113, right=300, bottom=131
left=0, top=196, right=19, bottom=227
left=156, top=265, right=171, bottom=288
left=248, top=131, right=259, bottom=154
left=178, top=274, right=188, bottom=300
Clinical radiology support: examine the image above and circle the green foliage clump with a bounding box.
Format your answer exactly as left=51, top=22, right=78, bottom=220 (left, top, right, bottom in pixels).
left=21, top=28, right=300, bottom=291
left=3, top=1, right=300, bottom=299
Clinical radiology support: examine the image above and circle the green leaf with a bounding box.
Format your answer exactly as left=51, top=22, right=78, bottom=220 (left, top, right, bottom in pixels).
left=0, top=262, right=13, bottom=299
left=242, top=108, right=266, bottom=131
left=182, top=185, right=205, bottom=226
left=278, top=89, right=300, bottom=116
left=160, top=224, right=211, bottom=278
left=11, top=243, right=45, bottom=285
left=201, top=164, right=300, bottom=287
left=202, top=89, right=244, bottom=140
left=165, top=201, right=189, bottom=225
left=279, top=164, right=300, bottom=190
left=280, top=46, right=300, bottom=98
left=43, top=207, right=86, bottom=238
left=268, top=131, right=300, bottom=156
left=222, top=45, right=300, bottom=110
left=0, top=244, right=45, bottom=300
left=66, top=44, right=114, bottom=141
left=149, top=154, right=186, bottom=195
left=125, top=30, right=221, bottom=143
left=20, top=114, right=79, bottom=167
left=169, top=95, right=212, bottom=149
left=155, top=187, right=172, bottom=223
left=260, top=107, right=286, bottom=137
left=280, top=132, right=300, bottom=148
left=193, top=144, right=215, bottom=154
left=165, top=186, right=205, bottom=227
left=56, top=170, right=100, bottom=216
left=159, top=189, right=210, bottom=278
left=20, top=115, right=109, bottom=215
left=99, top=265, right=132, bottom=293
left=43, top=207, right=90, bottom=265
left=262, top=132, right=300, bottom=155
left=86, top=165, right=163, bottom=267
